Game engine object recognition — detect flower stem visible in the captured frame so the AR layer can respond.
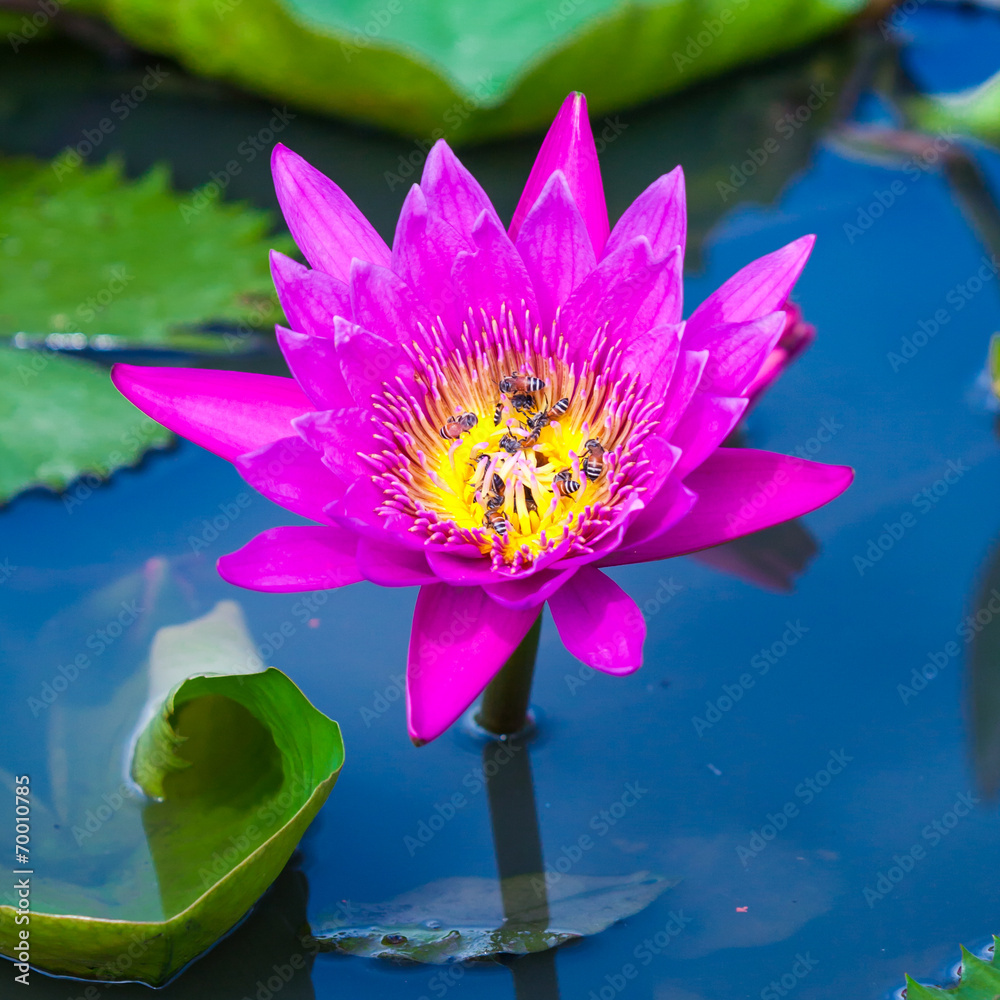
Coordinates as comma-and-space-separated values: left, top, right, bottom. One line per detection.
476, 613, 542, 736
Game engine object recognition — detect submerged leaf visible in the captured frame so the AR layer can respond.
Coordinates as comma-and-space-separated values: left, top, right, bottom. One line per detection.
83, 0, 869, 142
0, 345, 171, 504
0, 600, 344, 985
309, 871, 676, 963
0, 156, 290, 350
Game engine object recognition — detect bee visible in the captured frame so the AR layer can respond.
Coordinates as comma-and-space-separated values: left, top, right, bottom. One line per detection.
552, 468, 581, 498
582, 438, 605, 481
524, 486, 538, 514
486, 473, 505, 510
511, 392, 536, 413
499, 433, 521, 454
521, 416, 545, 449
493, 400, 504, 426
438, 413, 477, 439
499, 372, 546, 395
531, 397, 570, 430
482, 509, 508, 536
548, 397, 570, 419
521, 427, 542, 449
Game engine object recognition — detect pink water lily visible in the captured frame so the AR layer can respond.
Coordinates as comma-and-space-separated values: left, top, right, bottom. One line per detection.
112, 93, 853, 744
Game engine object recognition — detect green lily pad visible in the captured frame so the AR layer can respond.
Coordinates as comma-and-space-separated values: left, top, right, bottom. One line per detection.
904, 941, 1000, 1000
0, 344, 172, 504
79, 0, 869, 142
0, 155, 290, 350
0, 600, 345, 986
309, 871, 676, 963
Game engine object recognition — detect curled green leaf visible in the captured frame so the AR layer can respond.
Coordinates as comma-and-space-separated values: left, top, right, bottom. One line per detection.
0, 601, 344, 985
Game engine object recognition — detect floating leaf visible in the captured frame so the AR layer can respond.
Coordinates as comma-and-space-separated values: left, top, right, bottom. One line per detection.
904, 941, 1000, 1000
81, 0, 870, 142
0, 344, 171, 503
0, 156, 290, 350
310, 871, 676, 963
0, 600, 344, 985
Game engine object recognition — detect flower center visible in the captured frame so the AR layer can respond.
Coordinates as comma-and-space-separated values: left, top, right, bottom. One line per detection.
368, 308, 654, 569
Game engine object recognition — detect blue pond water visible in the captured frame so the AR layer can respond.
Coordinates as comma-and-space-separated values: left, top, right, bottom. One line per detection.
2, 8, 1000, 999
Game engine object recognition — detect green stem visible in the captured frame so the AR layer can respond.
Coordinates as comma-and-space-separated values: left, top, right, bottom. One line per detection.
476, 613, 542, 736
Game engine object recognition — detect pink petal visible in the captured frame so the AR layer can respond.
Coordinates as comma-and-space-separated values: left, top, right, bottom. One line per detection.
333, 316, 414, 404
483, 566, 578, 610
217, 525, 362, 593
610, 448, 854, 565
603, 478, 697, 563
350, 258, 435, 347
407, 584, 539, 744
111, 364, 312, 463
687, 235, 815, 330
548, 567, 645, 675
561, 241, 683, 359
451, 210, 540, 333
509, 92, 609, 256
630, 246, 684, 330
293, 407, 376, 482
515, 172, 596, 327
275, 325, 353, 411
235, 436, 344, 523
271, 143, 390, 282
605, 167, 687, 262
659, 349, 708, 438
356, 537, 439, 586
744, 303, 816, 403
692, 313, 786, 398
671, 395, 749, 478
424, 546, 500, 586
269, 250, 351, 334
620, 324, 682, 403
421, 140, 502, 237
327, 478, 425, 549
391, 185, 471, 334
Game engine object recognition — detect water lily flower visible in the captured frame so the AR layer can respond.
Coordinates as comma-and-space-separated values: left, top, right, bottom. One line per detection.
112, 93, 853, 744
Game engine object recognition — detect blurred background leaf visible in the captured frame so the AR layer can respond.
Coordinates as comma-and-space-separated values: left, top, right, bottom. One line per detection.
0, 344, 172, 503
54, 0, 875, 141
908, 68, 1000, 145
0, 156, 290, 351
